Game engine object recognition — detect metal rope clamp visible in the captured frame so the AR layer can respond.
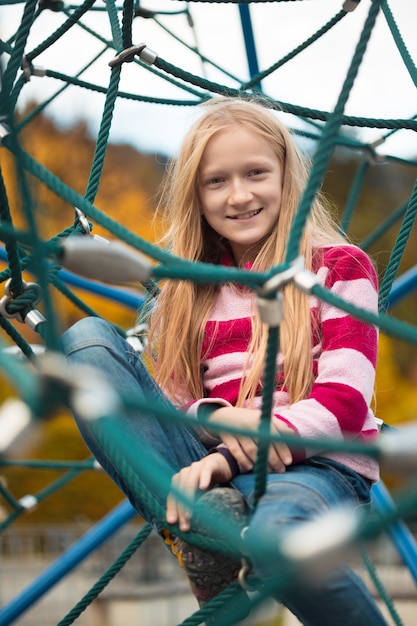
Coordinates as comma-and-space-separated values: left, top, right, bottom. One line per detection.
108, 43, 157, 68
0, 119, 12, 145
74, 207, 91, 235
257, 256, 305, 327
257, 256, 320, 326
0, 278, 46, 330
21, 56, 46, 82
237, 527, 258, 592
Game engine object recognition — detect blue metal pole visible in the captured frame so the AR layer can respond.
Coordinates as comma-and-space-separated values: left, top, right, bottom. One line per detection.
0, 247, 144, 310
238, 3, 262, 90
56, 267, 144, 309
0, 500, 137, 626
371, 481, 417, 584
371, 267, 417, 583
387, 264, 417, 308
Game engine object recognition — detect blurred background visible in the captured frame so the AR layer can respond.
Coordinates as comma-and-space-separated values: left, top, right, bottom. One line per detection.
0, 1, 417, 624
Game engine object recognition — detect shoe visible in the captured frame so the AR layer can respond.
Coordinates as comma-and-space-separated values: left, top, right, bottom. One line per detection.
163, 487, 248, 607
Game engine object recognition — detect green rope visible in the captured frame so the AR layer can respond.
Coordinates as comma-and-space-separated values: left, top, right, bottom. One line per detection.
0, 467, 87, 532
361, 547, 404, 626
0, 480, 24, 510
312, 282, 417, 345
285, 0, 383, 264
154, 16, 244, 85
253, 324, 280, 507
242, 8, 347, 90
43, 70, 205, 103
378, 178, 417, 312
4, 134, 60, 349
361, 200, 409, 252
57, 523, 152, 626
382, 0, 417, 88
0, 333, 38, 399
179, 581, 253, 626
340, 159, 370, 234
0, 2, 417, 624
0, 166, 24, 295
0, 0, 38, 116
15, 46, 110, 132
121, 0, 134, 50
0, 458, 97, 470
33, 65, 417, 132
84, 64, 121, 204
105, 0, 123, 54
24, 0, 97, 65
0, 315, 39, 361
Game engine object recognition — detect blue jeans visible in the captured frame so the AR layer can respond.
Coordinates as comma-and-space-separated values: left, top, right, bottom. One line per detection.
62, 317, 387, 626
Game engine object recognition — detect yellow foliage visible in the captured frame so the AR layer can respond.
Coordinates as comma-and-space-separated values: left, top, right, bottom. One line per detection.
1, 411, 124, 524
2, 107, 165, 244
375, 335, 417, 490
0, 108, 164, 336
0, 111, 165, 521
375, 334, 417, 427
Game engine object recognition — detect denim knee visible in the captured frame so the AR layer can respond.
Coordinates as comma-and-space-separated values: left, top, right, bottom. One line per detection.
62, 317, 121, 356
244, 480, 330, 579
240, 459, 372, 580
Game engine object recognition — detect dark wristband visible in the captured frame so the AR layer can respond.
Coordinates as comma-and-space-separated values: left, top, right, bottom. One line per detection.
207, 446, 240, 479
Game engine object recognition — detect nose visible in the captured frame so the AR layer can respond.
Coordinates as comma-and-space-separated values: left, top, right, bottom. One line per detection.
228, 177, 252, 206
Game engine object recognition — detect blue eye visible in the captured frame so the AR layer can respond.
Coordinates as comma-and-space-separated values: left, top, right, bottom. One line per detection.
206, 177, 224, 186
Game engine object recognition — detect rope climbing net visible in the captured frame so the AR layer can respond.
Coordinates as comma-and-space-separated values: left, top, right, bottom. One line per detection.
0, 0, 417, 624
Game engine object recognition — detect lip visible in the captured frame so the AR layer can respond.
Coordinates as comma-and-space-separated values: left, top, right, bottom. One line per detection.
227, 208, 263, 220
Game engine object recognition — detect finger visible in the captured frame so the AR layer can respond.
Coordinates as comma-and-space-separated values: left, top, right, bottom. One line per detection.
166, 493, 181, 526
166, 483, 193, 530
267, 444, 288, 473
221, 434, 255, 472
268, 436, 292, 473
166, 469, 199, 531
198, 453, 233, 490
167, 484, 193, 529
277, 442, 293, 466
198, 459, 219, 491
270, 423, 293, 466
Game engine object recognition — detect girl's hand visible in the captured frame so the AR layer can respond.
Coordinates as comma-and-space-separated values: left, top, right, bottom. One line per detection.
209, 406, 293, 473
166, 453, 232, 532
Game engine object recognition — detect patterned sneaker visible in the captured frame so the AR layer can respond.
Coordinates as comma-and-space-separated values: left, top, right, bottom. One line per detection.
176, 487, 248, 607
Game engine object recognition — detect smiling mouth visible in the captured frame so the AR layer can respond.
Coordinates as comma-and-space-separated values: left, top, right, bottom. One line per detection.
228, 208, 262, 220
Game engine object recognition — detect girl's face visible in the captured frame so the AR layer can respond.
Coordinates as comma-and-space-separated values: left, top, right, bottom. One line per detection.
198, 125, 283, 265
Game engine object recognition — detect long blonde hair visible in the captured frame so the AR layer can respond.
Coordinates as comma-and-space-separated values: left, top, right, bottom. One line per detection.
147, 97, 344, 405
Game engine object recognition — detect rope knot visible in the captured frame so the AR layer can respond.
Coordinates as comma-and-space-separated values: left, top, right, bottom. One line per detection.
0, 278, 43, 324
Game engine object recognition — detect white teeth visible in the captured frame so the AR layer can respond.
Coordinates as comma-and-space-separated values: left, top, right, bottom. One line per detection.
230, 208, 261, 220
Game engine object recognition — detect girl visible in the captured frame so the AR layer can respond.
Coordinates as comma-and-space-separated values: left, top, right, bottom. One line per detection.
62, 97, 387, 625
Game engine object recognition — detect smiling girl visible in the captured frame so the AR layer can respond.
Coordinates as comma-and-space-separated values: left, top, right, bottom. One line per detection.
63, 97, 387, 625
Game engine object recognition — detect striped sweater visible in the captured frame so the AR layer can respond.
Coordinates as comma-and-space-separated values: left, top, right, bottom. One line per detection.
186, 244, 380, 483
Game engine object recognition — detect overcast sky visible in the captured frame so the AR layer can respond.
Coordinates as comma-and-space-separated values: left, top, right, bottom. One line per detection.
1, 0, 416, 158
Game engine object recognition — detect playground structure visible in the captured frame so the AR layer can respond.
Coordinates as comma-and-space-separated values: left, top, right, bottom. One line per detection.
0, 1, 417, 624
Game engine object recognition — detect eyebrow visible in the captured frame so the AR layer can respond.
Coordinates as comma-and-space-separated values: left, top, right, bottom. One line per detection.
200, 156, 275, 175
